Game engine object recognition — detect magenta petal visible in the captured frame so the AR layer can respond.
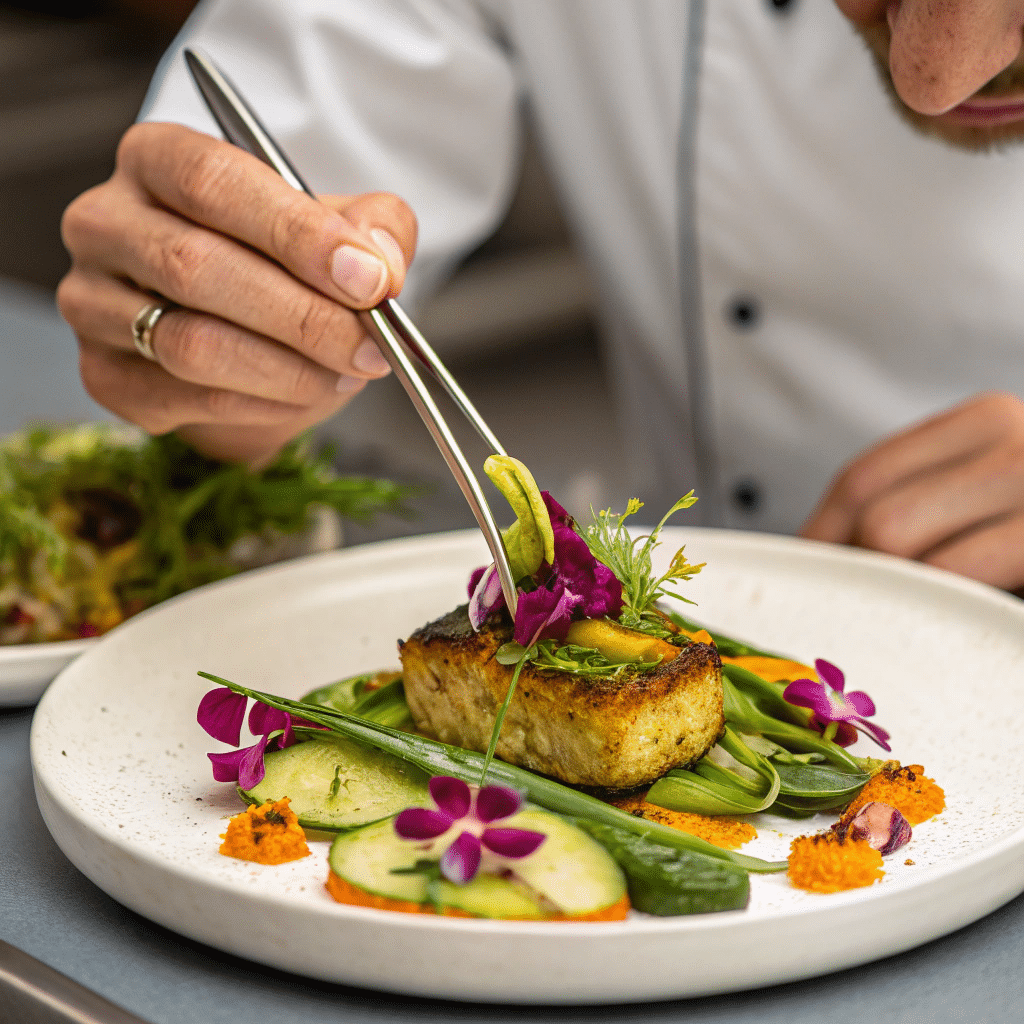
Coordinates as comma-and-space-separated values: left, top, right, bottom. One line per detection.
236, 734, 271, 790
468, 565, 488, 598
814, 658, 846, 693
208, 747, 247, 783
513, 582, 580, 646
430, 776, 472, 819
394, 807, 454, 840
845, 690, 876, 717
475, 785, 523, 823
541, 491, 572, 527
480, 827, 546, 859
248, 701, 288, 737
197, 687, 247, 745
853, 717, 893, 752
830, 720, 860, 747
550, 527, 621, 617
440, 831, 482, 884
581, 561, 623, 619
783, 679, 834, 719
469, 563, 506, 630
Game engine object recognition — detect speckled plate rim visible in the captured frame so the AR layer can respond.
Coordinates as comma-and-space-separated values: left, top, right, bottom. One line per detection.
29, 529, 1024, 1004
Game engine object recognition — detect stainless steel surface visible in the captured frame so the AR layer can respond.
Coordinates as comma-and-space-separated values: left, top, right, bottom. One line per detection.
183, 47, 519, 615
0, 940, 154, 1024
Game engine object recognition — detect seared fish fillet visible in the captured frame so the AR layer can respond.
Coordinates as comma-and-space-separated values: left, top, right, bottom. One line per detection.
399, 606, 724, 790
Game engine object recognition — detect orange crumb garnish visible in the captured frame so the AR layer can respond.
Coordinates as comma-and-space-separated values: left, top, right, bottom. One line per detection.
787, 832, 884, 893
611, 795, 756, 849
842, 763, 945, 826
718, 655, 816, 683
325, 872, 631, 921
219, 797, 310, 864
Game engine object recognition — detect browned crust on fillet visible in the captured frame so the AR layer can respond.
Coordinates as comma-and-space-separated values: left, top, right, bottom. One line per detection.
399, 606, 724, 789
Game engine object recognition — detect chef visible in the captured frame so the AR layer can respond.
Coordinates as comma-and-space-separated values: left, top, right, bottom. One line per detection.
58, 0, 1024, 590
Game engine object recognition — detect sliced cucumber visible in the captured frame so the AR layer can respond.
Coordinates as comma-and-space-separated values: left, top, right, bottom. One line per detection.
241, 735, 429, 831
327, 809, 626, 919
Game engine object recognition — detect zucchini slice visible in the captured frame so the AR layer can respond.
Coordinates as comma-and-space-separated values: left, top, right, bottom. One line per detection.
327, 809, 627, 919
241, 735, 430, 831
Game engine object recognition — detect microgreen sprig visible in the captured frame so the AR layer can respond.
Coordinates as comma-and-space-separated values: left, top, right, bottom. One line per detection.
581, 492, 705, 618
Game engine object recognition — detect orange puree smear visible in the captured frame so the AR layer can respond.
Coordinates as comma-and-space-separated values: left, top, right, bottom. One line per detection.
719, 655, 816, 683
325, 872, 631, 921
787, 832, 883, 893
219, 797, 310, 864
611, 795, 756, 849
843, 762, 945, 826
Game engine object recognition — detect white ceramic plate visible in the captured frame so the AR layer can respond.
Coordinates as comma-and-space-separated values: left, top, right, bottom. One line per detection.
0, 636, 97, 707
30, 529, 1024, 1004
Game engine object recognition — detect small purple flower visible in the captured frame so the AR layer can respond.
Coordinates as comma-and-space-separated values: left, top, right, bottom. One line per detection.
783, 659, 892, 751
394, 775, 546, 885
198, 687, 319, 789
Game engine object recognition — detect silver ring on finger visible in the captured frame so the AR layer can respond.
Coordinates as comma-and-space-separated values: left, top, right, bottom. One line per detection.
131, 299, 177, 362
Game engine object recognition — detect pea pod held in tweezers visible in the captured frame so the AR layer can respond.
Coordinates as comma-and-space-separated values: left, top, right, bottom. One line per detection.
198, 671, 786, 874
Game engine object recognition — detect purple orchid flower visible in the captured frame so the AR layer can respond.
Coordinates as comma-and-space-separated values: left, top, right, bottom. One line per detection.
783, 659, 892, 751
197, 687, 318, 790
394, 775, 546, 885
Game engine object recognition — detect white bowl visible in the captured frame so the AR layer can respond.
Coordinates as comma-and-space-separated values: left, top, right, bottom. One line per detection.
1, 506, 343, 708
0, 636, 96, 707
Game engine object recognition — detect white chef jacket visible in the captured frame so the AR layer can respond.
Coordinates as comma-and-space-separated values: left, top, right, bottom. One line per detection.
144, 0, 1024, 533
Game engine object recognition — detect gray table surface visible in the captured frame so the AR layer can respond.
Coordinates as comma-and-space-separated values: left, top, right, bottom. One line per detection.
1, 707, 1021, 1024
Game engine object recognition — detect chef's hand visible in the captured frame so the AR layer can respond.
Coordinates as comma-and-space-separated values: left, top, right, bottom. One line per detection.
58, 121, 415, 465
801, 392, 1024, 592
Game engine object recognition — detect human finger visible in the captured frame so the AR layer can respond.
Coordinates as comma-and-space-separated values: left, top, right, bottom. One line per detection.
58, 268, 363, 407
923, 511, 1024, 591
64, 181, 392, 381
117, 122, 416, 309
841, 438, 1024, 560
801, 393, 1024, 545
76, 339, 335, 438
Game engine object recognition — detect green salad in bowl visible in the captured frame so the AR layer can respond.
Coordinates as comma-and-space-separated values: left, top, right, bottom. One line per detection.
1, 424, 409, 646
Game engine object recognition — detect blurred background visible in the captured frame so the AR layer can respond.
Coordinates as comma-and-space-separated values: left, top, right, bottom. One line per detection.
0, 0, 629, 542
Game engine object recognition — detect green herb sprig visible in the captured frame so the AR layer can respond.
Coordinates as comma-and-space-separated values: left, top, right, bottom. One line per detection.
580, 492, 705, 621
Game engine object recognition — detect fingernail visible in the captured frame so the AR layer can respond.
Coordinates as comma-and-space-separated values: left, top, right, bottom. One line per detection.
369, 228, 406, 278
336, 374, 365, 394
352, 339, 391, 376
331, 245, 388, 304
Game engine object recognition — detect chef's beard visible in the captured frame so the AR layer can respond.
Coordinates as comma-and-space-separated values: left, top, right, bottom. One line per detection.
853, 22, 1024, 151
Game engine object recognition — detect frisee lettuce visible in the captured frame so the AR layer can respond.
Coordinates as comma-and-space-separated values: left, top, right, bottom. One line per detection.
1, 424, 413, 641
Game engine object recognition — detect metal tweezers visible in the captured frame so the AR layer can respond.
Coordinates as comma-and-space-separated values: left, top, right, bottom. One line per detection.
183, 48, 518, 615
